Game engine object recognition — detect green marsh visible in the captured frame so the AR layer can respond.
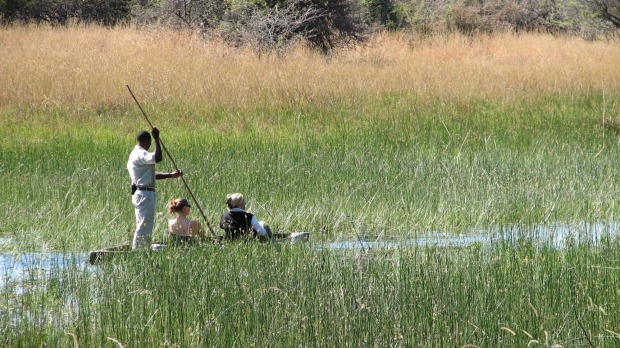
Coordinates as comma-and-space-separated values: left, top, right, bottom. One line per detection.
2, 88, 620, 347
1, 92, 619, 249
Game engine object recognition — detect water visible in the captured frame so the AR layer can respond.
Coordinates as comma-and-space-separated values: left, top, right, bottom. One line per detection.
1, 221, 619, 285
0, 250, 89, 288
326, 232, 490, 250
326, 221, 620, 250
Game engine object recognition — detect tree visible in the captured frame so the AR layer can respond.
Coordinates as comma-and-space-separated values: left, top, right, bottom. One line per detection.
79, 0, 132, 26
162, 0, 228, 29
584, 0, 620, 28
0, 0, 132, 25
225, 0, 368, 54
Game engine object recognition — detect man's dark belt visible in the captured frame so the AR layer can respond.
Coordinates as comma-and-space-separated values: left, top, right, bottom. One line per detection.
131, 184, 155, 195
137, 187, 155, 191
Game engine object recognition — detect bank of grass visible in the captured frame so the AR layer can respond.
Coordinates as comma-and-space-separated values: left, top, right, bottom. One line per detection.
2, 25, 620, 347
0, 27, 619, 250
1, 25, 620, 113
2, 241, 620, 347
2, 91, 620, 250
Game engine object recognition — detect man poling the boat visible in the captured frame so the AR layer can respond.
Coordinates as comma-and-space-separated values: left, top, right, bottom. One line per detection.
126, 85, 217, 240
127, 128, 183, 250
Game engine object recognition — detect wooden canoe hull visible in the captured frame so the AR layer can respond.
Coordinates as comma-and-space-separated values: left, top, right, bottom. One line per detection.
89, 232, 310, 265
88, 243, 133, 265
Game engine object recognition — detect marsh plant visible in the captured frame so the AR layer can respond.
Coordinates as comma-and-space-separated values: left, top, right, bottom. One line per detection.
2, 241, 620, 346
1, 26, 620, 346
1, 27, 619, 249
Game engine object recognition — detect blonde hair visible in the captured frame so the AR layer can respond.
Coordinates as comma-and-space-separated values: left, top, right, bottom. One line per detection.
168, 198, 190, 214
226, 193, 244, 209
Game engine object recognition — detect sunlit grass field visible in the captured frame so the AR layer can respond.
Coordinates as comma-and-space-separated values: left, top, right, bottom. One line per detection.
1, 25, 620, 250
1, 25, 620, 346
1, 25, 619, 109
3, 242, 620, 347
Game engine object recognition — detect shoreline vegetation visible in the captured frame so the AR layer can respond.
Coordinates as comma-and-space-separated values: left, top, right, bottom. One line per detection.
3, 242, 620, 347
1, 26, 620, 250
1, 25, 620, 346
1, 26, 619, 114
0, 25, 619, 233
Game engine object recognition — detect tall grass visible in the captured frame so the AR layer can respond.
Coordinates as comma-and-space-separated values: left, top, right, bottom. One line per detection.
2, 93, 620, 250
1, 26, 619, 114
2, 242, 620, 347
0, 26, 619, 248
2, 25, 620, 347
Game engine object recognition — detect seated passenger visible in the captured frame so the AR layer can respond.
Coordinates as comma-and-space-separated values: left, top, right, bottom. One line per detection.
219, 193, 272, 241
167, 198, 204, 245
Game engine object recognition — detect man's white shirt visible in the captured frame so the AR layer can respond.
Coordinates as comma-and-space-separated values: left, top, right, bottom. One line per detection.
127, 145, 157, 187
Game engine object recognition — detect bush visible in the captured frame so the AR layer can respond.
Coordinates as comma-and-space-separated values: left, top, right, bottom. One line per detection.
80, 0, 132, 26
218, 0, 369, 54
582, 0, 620, 29
0, 0, 132, 25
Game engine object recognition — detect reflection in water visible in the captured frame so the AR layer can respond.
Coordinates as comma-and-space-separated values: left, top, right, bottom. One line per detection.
1, 221, 619, 284
326, 221, 620, 250
0, 252, 88, 288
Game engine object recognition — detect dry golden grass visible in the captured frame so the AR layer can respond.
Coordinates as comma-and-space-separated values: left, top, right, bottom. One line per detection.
1, 25, 619, 112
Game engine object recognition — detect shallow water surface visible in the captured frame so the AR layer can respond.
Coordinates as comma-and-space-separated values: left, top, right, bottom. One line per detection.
1, 221, 619, 285
0, 252, 88, 288
327, 221, 620, 250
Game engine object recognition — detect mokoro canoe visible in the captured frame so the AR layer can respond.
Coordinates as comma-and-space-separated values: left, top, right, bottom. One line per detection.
89, 232, 310, 265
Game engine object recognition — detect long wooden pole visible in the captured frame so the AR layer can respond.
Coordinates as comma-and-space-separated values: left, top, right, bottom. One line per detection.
126, 85, 217, 238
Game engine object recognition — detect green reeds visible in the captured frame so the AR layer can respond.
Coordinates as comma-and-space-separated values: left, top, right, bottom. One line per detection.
2, 242, 620, 347
1, 93, 619, 249
1, 27, 620, 347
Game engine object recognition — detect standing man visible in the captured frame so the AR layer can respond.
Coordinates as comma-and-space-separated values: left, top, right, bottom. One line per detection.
127, 128, 183, 250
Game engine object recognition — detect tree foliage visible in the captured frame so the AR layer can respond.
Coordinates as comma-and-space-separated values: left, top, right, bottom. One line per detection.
584, 0, 620, 28
0, 0, 131, 25
221, 0, 368, 53
0, 0, 618, 53
131, 0, 368, 53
